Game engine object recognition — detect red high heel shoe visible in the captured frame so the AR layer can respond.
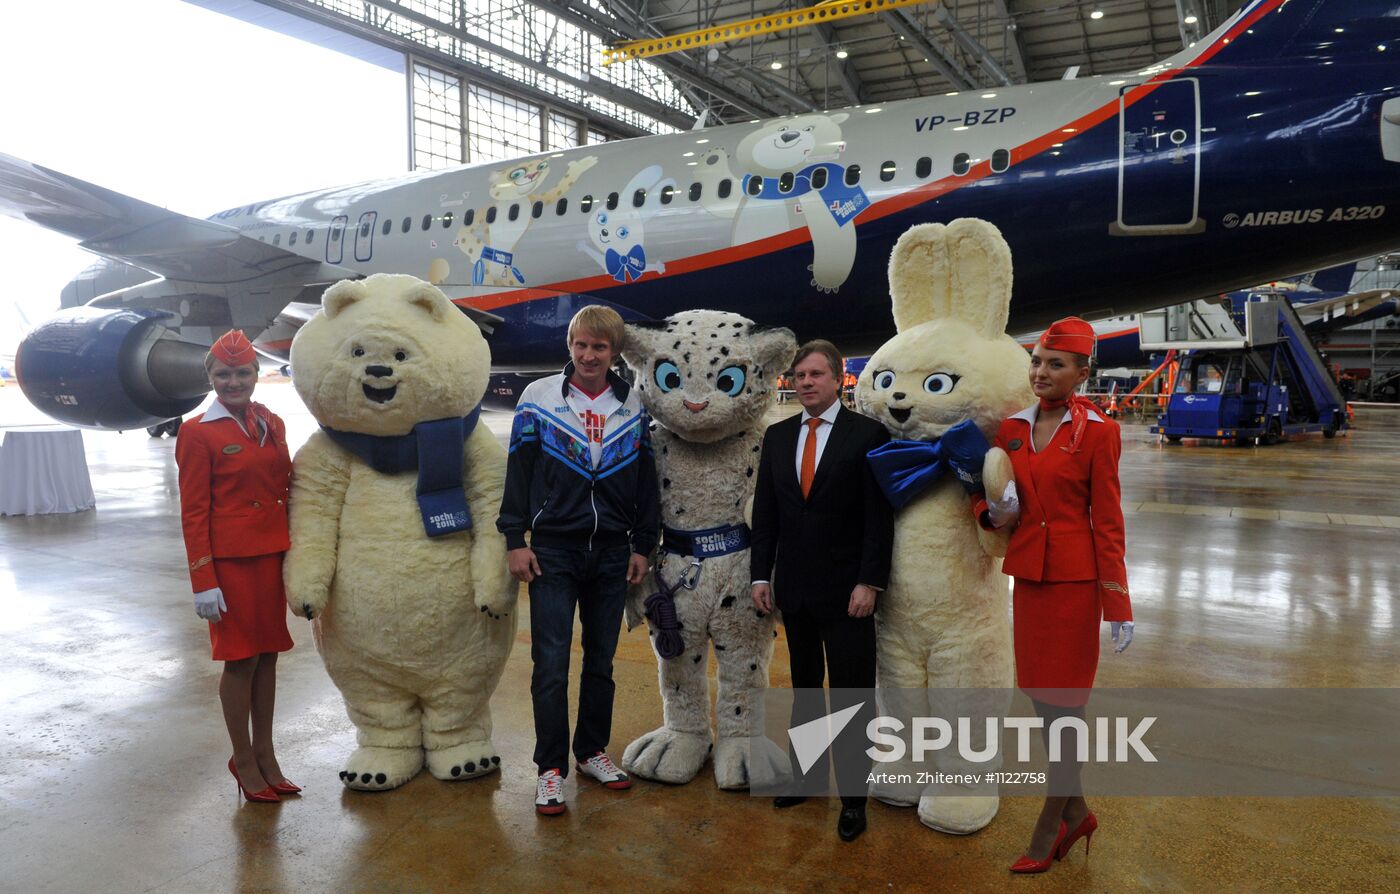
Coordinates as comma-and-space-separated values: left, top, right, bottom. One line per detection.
269, 778, 302, 796
228, 757, 280, 803
1009, 821, 1067, 874
1055, 811, 1098, 860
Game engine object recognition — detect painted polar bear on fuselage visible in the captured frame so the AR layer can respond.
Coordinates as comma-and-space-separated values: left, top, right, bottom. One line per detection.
620, 310, 797, 789
695, 112, 864, 292
854, 219, 1032, 834
452, 155, 596, 286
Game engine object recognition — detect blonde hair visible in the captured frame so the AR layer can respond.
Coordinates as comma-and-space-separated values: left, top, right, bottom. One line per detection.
567, 305, 625, 351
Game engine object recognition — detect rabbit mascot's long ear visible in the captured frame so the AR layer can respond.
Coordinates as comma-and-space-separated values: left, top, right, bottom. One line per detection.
887, 218, 1013, 337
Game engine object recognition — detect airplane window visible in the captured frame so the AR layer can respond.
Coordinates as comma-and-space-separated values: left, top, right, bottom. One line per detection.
464, 209, 474, 226
953, 153, 971, 176
991, 149, 1010, 173
330, 225, 342, 241
746, 176, 763, 197
633, 189, 646, 207
486, 206, 497, 224
810, 167, 828, 190
916, 156, 932, 178
360, 222, 371, 239
778, 172, 795, 193
581, 194, 594, 213
532, 201, 543, 219
508, 204, 520, 221
660, 185, 675, 205
606, 192, 619, 210
556, 198, 568, 215
306, 229, 315, 244
718, 179, 732, 199
443, 211, 454, 228
401, 217, 411, 233
380, 219, 391, 236
688, 182, 701, 201
880, 161, 896, 182
289, 231, 298, 246
273, 233, 281, 246
421, 214, 432, 230
845, 165, 861, 187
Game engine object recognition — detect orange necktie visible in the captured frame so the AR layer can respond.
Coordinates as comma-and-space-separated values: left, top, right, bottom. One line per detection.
800, 417, 822, 499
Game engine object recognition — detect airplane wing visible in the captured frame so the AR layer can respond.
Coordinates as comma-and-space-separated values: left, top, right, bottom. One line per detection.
0, 151, 339, 284
1294, 289, 1399, 331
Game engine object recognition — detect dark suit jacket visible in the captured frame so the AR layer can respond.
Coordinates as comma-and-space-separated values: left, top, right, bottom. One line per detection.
750, 404, 894, 619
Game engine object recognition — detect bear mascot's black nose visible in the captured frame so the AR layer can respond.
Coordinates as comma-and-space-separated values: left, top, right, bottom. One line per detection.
780, 131, 800, 144
893, 391, 907, 401
366, 365, 393, 378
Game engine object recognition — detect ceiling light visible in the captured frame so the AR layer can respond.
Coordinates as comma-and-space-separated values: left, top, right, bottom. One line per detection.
835, 48, 849, 59
770, 61, 782, 70
1090, 8, 1104, 20
1184, 14, 1198, 25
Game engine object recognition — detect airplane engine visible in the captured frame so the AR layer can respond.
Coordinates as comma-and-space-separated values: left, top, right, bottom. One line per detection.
16, 307, 210, 430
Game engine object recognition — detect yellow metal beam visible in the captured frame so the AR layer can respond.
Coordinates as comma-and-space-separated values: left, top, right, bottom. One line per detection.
601, 0, 934, 66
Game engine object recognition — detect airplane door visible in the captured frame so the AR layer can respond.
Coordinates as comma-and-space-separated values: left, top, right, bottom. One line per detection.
354, 211, 377, 262
1112, 78, 1205, 235
326, 214, 348, 264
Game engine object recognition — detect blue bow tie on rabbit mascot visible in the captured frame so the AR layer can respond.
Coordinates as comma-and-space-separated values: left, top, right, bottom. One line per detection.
606, 245, 647, 283
867, 419, 990, 509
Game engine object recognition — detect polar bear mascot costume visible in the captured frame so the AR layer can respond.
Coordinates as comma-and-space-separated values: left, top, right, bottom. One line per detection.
854, 220, 1033, 833
284, 273, 516, 791
619, 310, 797, 788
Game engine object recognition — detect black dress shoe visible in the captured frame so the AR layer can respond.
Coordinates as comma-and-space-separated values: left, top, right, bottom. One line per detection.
773, 795, 808, 808
837, 805, 867, 841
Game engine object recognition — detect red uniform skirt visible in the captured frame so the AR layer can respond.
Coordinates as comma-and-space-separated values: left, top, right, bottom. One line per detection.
209, 554, 294, 661
1012, 578, 1100, 707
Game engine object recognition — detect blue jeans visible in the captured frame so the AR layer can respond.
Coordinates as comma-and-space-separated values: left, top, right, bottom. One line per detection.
529, 543, 630, 775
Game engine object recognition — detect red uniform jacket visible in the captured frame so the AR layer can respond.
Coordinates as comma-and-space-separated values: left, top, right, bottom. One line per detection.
175, 400, 292, 592
982, 404, 1132, 622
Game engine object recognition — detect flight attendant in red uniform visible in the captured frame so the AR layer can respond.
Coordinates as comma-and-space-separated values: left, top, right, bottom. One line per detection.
176, 330, 297, 803
979, 317, 1134, 873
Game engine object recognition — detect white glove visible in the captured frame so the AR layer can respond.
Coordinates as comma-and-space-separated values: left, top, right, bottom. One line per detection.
987, 481, 1020, 528
1111, 621, 1134, 653
195, 587, 227, 622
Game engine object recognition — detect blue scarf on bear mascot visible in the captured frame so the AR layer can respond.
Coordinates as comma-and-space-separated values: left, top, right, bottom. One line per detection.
322, 405, 482, 537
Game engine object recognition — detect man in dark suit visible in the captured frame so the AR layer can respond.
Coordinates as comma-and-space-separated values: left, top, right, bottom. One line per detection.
750, 339, 893, 842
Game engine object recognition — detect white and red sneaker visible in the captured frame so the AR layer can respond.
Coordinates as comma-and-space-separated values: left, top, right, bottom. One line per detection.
536, 768, 566, 815
576, 751, 632, 790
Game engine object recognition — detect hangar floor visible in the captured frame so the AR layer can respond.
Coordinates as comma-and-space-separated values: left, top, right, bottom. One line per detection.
2, 383, 1397, 893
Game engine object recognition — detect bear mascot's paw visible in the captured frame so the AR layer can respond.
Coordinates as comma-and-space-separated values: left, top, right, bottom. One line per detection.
338, 746, 425, 792
426, 741, 502, 781
622, 727, 713, 784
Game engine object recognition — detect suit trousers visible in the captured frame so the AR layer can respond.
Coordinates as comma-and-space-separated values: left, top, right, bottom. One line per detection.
782, 608, 876, 807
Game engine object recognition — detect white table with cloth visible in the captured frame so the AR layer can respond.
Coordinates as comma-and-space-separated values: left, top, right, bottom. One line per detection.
0, 426, 96, 515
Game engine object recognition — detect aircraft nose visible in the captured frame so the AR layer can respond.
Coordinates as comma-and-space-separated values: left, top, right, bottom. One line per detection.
780, 131, 800, 143
366, 364, 393, 378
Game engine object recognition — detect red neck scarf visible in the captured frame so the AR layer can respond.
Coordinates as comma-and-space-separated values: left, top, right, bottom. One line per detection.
218, 399, 271, 444
1039, 394, 1096, 454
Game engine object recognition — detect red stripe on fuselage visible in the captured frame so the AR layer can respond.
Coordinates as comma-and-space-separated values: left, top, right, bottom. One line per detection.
453, 0, 1286, 317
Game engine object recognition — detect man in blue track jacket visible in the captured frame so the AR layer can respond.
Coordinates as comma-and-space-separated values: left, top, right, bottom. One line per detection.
497, 305, 660, 815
